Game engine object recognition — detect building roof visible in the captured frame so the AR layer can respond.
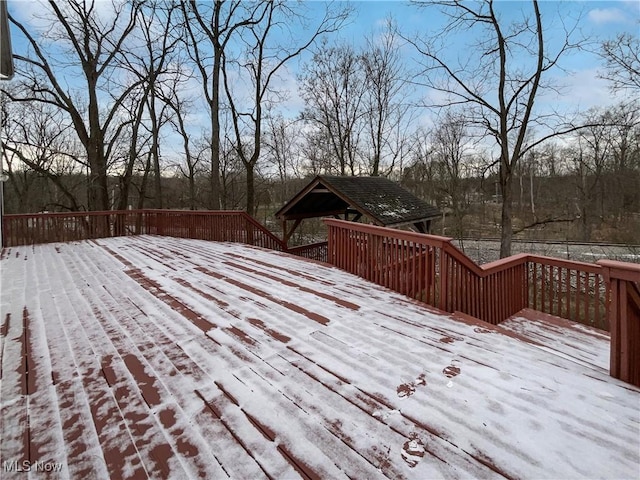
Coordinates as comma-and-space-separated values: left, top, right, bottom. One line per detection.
275, 175, 441, 228
1, 236, 639, 479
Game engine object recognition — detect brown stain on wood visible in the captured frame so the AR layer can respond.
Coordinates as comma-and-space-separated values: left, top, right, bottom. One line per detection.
439, 334, 464, 344
462, 449, 517, 480
100, 354, 118, 386
176, 436, 199, 457
159, 407, 177, 429
122, 353, 162, 408
196, 391, 223, 420
1, 312, 9, 337
396, 382, 416, 398
243, 410, 277, 442
99, 243, 216, 333
24, 306, 39, 396
247, 318, 291, 343
276, 444, 323, 480
226, 325, 256, 346
127, 268, 215, 333
196, 266, 330, 326
224, 260, 360, 311
82, 371, 147, 479
102, 355, 176, 477
174, 277, 229, 308
226, 253, 336, 287
55, 380, 101, 479
149, 443, 175, 476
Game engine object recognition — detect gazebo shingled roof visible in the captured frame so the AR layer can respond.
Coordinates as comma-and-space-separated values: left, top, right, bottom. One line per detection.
275, 175, 440, 244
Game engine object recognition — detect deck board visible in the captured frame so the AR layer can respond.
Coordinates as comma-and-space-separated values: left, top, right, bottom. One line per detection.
1, 236, 639, 479
500, 308, 610, 372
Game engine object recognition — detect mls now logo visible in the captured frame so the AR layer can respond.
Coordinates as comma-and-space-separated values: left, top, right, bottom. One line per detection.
3, 460, 64, 473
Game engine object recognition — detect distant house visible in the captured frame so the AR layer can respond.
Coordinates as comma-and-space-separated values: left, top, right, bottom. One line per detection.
275, 175, 441, 246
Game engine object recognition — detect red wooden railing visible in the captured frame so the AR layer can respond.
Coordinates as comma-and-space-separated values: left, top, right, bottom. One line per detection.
2, 210, 147, 246
597, 260, 640, 386
3, 210, 637, 385
325, 219, 608, 329
528, 256, 608, 330
287, 241, 328, 262
144, 210, 285, 251
2, 209, 285, 251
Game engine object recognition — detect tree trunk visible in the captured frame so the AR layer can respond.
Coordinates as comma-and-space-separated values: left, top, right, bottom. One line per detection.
246, 164, 255, 216
87, 146, 110, 212
209, 33, 222, 210
189, 172, 196, 210
499, 166, 513, 258
148, 93, 163, 209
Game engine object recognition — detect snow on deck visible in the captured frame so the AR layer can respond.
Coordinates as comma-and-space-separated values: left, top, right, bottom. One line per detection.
500, 309, 611, 373
1, 236, 639, 479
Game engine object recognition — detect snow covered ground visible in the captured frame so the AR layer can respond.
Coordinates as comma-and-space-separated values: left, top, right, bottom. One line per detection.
1, 236, 639, 479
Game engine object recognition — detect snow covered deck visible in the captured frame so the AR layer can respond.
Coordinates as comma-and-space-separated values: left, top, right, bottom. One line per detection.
1, 236, 639, 479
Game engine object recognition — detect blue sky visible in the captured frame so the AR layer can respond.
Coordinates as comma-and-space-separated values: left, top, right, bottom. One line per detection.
314, 0, 639, 113
5, 0, 639, 131
241, 0, 639, 123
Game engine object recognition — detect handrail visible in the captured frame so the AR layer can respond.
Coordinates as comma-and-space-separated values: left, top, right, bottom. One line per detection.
324, 218, 608, 328
597, 259, 640, 282
287, 241, 329, 262
323, 218, 451, 247
597, 259, 640, 386
238, 211, 287, 251
1, 209, 287, 250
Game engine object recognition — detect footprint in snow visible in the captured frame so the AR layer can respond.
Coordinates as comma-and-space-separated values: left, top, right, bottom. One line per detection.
372, 409, 401, 420
473, 327, 494, 334
396, 373, 427, 398
443, 359, 461, 378
401, 433, 426, 468
439, 335, 464, 344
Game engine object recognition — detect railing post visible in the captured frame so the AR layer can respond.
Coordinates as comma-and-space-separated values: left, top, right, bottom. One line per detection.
597, 260, 640, 387
327, 225, 334, 265
439, 246, 449, 312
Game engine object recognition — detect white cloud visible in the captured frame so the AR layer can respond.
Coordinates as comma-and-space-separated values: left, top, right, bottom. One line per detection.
587, 8, 627, 25
548, 67, 619, 113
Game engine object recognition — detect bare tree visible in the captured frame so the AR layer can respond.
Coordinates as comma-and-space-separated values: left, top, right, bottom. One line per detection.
264, 112, 301, 203
299, 41, 366, 176
361, 25, 414, 176
6, 0, 142, 211
300, 127, 335, 176
431, 110, 472, 242
600, 32, 640, 92
166, 96, 202, 210
407, 0, 585, 257
180, 0, 265, 209
114, 1, 183, 210
223, 1, 349, 214
1, 98, 85, 212
569, 108, 615, 241
401, 128, 439, 204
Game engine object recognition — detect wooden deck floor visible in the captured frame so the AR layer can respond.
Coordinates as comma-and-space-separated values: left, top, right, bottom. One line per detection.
1, 236, 639, 479
500, 308, 611, 373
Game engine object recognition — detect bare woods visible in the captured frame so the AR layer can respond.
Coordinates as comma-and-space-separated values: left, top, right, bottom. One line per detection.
1, 1, 638, 255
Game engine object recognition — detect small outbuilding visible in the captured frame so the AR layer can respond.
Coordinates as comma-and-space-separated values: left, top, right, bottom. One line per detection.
275, 175, 440, 246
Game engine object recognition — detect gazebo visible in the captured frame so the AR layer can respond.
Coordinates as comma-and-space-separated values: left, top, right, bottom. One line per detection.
275, 175, 441, 247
